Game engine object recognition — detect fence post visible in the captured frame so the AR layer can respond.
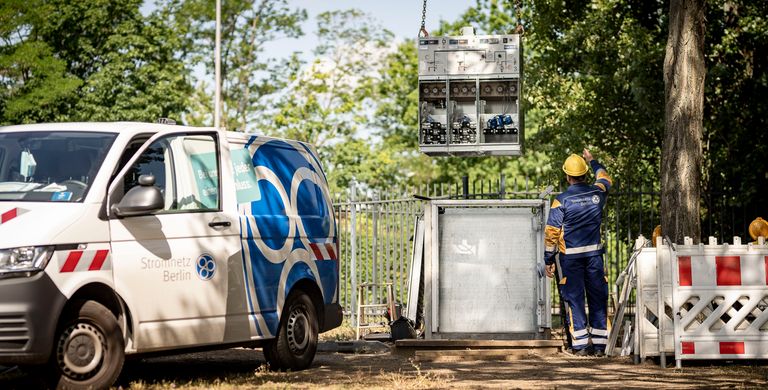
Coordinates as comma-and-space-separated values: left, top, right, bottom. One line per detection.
500, 173, 506, 199
349, 180, 358, 327
462, 175, 469, 199
372, 191, 379, 305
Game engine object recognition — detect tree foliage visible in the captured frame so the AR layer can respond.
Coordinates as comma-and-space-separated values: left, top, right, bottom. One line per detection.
0, 0, 191, 124
0, 0, 80, 123
0, 0, 766, 225
261, 9, 395, 192
373, 0, 766, 226
0, 0, 190, 123
177, 0, 306, 131
514, 0, 666, 186
704, 1, 768, 219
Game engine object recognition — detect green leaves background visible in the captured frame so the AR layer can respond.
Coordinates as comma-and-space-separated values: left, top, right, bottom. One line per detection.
1, 0, 766, 212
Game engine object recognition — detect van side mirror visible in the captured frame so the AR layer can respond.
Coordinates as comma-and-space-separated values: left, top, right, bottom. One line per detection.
111, 174, 164, 217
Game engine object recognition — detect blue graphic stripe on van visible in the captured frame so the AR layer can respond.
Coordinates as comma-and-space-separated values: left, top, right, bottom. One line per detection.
251, 140, 318, 194
238, 137, 336, 335
316, 261, 338, 304
237, 213, 261, 337
243, 217, 281, 335
299, 143, 326, 177
245, 135, 258, 149
261, 312, 279, 334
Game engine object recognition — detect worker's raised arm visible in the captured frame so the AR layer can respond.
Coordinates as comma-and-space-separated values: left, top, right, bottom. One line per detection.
583, 149, 612, 192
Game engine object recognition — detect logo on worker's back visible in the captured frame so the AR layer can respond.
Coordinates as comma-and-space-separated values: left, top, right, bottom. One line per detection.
196, 253, 216, 280
591, 195, 600, 204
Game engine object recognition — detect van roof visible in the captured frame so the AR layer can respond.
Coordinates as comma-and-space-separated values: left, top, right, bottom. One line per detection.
0, 122, 312, 150
0, 122, 217, 136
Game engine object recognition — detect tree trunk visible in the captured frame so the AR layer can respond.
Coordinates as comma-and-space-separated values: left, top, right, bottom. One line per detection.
661, 0, 705, 244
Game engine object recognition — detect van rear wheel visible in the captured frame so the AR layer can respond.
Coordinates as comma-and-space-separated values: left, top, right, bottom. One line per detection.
49, 300, 125, 389
263, 291, 318, 371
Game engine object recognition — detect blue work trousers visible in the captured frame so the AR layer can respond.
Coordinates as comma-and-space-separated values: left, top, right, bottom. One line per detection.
560, 254, 609, 351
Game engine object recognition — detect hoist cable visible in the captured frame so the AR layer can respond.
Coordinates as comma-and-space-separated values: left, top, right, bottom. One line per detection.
419, 0, 429, 37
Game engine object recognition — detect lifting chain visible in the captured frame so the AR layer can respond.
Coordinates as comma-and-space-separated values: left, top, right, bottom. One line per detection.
419, 0, 429, 37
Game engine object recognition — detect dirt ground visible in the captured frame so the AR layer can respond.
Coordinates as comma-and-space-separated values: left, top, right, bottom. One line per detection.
2, 345, 768, 389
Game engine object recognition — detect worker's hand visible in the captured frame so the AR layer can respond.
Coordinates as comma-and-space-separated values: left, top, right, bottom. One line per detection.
583, 148, 594, 163
545, 264, 556, 278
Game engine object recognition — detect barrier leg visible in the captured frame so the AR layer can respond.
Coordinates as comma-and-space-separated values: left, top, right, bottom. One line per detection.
676, 359, 681, 369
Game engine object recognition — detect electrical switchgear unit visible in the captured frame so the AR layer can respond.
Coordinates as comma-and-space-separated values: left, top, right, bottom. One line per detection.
418, 27, 523, 156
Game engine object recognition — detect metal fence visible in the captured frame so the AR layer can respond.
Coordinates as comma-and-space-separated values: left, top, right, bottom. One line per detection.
332, 175, 754, 325
333, 186, 423, 323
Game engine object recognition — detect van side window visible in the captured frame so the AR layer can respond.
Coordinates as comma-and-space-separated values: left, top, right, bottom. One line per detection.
123, 134, 219, 213
123, 142, 169, 204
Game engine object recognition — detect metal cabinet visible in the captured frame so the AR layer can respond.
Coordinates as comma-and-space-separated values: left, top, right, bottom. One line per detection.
423, 199, 550, 339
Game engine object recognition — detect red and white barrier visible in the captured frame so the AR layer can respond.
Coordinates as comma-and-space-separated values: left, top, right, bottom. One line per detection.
666, 237, 768, 366
636, 243, 674, 359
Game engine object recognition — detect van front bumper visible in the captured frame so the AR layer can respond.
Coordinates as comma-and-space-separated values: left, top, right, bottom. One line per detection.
0, 271, 66, 365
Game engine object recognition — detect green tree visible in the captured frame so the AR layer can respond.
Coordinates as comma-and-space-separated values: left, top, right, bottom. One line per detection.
703, 1, 768, 226
0, 0, 80, 123
662, 0, 706, 244
0, 0, 192, 124
448, 0, 768, 237
524, 0, 666, 184
72, 1, 193, 121
263, 9, 395, 192
178, 0, 306, 131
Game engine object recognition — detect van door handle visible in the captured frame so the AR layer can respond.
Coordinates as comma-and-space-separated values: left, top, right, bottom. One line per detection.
208, 221, 231, 228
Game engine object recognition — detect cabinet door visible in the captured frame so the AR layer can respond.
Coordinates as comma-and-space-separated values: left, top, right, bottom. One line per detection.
109, 132, 240, 351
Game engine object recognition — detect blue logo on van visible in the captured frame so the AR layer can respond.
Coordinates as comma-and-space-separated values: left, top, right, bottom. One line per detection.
196, 253, 216, 280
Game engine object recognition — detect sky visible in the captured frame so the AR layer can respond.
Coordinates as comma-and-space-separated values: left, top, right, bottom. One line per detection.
141, 1, 474, 60
260, 0, 473, 60
141, 0, 475, 86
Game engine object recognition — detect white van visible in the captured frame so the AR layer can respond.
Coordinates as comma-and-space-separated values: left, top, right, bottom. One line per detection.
0, 122, 342, 388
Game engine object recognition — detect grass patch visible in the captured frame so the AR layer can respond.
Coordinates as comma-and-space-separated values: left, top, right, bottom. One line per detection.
320, 320, 356, 341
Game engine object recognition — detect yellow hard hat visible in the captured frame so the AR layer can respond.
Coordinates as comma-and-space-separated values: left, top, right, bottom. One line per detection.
562, 154, 588, 176
652, 225, 661, 247
749, 217, 768, 240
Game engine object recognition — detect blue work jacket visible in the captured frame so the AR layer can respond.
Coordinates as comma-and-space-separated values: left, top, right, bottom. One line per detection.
544, 160, 612, 264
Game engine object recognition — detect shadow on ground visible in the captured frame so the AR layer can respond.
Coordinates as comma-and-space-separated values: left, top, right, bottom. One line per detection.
1, 348, 768, 389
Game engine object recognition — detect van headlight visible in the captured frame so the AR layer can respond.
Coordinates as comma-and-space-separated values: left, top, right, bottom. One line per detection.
0, 246, 54, 277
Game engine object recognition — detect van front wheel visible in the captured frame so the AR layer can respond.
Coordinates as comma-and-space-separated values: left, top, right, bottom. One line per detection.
50, 300, 125, 389
263, 291, 318, 371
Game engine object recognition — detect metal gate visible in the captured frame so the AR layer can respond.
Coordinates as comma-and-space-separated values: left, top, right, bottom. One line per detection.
333, 186, 423, 325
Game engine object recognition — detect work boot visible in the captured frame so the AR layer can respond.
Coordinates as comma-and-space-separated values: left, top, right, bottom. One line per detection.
571, 348, 590, 357
594, 349, 606, 357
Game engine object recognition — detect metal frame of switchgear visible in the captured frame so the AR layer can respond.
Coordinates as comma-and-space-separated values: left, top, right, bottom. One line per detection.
418, 31, 524, 156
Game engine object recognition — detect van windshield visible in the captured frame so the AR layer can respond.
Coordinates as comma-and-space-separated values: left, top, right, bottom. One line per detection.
0, 131, 117, 202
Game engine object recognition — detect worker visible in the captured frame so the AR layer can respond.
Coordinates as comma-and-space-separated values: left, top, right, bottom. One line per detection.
544, 149, 612, 357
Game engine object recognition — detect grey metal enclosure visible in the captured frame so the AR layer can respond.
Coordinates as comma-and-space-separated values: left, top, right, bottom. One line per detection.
424, 199, 551, 339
